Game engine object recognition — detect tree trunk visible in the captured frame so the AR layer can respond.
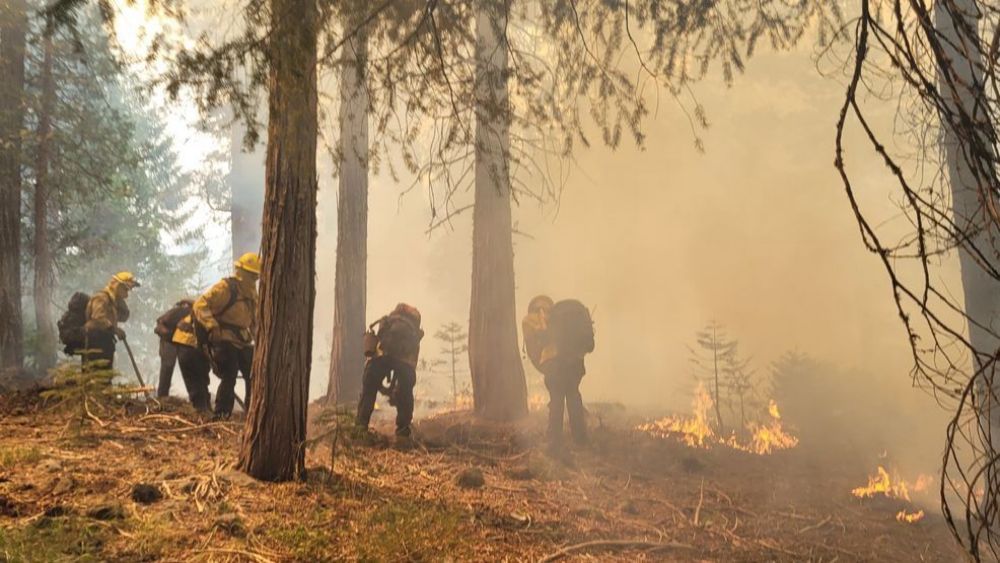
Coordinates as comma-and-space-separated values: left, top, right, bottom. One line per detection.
935, 1, 1000, 456
230, 119, 266, 260
238, 0, 318, 482
33, 26, 57, 374
326, 22, 369, 406
0, 0, 27, 374
468, 0, 528, 421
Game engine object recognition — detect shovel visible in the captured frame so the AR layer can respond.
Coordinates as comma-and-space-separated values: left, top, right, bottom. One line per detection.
120, 335, 150, 397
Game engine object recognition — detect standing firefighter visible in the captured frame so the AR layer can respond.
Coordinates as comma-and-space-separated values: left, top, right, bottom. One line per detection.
153, 298, 193, 398
524, 296, 595, 451
83, 272, 140, 369
193, 252, 260, 419
357, 303, 424, 439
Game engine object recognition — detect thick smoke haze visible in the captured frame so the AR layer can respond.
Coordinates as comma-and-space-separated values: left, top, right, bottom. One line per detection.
308, 36, 953, 476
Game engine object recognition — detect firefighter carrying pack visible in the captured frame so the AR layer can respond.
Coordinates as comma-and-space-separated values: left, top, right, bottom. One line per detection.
58, 292, 91, 355
192, 278, 241, 348
375, 312, 423, 361
549, 299, 595, 357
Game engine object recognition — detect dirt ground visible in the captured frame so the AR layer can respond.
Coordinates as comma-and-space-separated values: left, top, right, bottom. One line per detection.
0, 390, 966, 562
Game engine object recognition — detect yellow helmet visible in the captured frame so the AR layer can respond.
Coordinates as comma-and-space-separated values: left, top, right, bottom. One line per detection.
111, 271, 140, 288
235, 252, 262, 275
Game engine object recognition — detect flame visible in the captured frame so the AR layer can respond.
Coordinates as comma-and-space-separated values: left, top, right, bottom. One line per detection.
528, 393, 548, 412
851, 466, 911, 501
636, 384, 716, 448
736, 399, 799, 455
768, 400, 781, 419
896, 509, 925, 524
636, 386, 796, 454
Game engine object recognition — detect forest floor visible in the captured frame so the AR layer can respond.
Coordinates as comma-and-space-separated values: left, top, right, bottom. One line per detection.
0, 389, 965, 562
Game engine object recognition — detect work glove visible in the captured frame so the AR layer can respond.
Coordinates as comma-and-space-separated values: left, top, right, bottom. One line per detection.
114, 327, 127, 341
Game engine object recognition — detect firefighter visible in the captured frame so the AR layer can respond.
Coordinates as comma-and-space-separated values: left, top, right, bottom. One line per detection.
193, 252, 260, 419
526, 297, 595, 451
154, 299, 194, 398
171, 312, 212, 413
83, 272, 140, 369
356, 303, 424, 439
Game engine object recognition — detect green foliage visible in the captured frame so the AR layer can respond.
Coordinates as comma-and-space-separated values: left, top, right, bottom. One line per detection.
0, 445, 42, 471
38, 361, 135, 434
19, 4, 209, 371
0, 515, 110, 562
357, 499, 466, 562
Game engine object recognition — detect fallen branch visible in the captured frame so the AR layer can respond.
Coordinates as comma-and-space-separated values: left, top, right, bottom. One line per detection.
538, 539, 693, 562
797, 515, 832, 534
693, 478, 705, 527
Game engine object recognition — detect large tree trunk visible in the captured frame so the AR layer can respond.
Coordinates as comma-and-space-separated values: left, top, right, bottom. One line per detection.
238, 0, 318, 482
468, 0, 528, 421
230, 119, 266, 260
33, 26, 57, 374
326, 21, 368, 405
936, 0, 1000, 450
0, 0, 27, 374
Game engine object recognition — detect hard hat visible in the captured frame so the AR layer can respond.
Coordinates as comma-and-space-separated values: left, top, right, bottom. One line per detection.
528, 295, 553, 313
112, 272, 140, 288
235, 252, 262, 275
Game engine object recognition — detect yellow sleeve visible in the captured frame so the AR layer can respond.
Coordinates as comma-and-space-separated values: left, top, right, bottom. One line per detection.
193, 280, 231, 331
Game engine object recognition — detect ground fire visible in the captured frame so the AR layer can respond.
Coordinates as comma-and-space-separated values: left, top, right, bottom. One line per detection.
851, 465, 932, 524
636, 385, 798, 455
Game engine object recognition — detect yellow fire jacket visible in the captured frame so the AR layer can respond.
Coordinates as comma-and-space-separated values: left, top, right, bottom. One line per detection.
193, 277, 257, 348
171, 313, 198, 348
84, 287, 129, 333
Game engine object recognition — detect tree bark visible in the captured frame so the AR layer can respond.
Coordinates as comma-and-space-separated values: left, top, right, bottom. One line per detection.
238, 0, 318, 482
230, 119, 265, 261
33, 25, 57, 374
0, 0, 27, 374
935, 1, 1000, 454
326, 21, 369, 406
468, 0, 528, 421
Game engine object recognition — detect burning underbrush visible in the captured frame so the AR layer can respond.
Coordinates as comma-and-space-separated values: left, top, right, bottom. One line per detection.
635, 384, 799, 456
851, 464, 934, 524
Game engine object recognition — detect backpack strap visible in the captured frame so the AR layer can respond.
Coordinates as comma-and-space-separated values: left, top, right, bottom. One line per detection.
217, 277, 241, 318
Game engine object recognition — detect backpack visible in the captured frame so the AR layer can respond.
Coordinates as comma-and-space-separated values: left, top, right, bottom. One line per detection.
155, 300, 193, 339
57, 292, 91, 355
192, 278, 240, 347
548, 299, 595, 357
376, 314, 423, 360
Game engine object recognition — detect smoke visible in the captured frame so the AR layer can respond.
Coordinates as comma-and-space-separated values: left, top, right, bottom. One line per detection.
308, 40, 950, 476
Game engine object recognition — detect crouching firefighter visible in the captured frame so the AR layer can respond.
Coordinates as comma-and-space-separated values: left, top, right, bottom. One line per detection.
82, 272, 140, 369
169, 312, 212, 413
153, 299, 194, 398
524, 296, 595, 451
192, 252, 260, 419
356, 304, 424, 438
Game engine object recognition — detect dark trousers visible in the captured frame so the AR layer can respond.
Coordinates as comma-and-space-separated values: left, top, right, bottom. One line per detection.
83, 329, 116, 370
357, 355, 416, 435
177, 345, 212, 412
157, 340, 178, 397
543, 357, 587, 446
211, 342, 252, 417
